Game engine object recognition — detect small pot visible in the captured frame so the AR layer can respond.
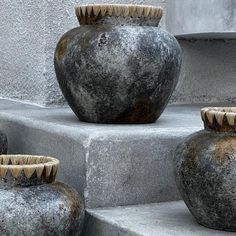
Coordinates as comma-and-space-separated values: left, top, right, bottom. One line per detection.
174, 107, 236, 231
54, 4, 182, 124
0, 155, 84, 235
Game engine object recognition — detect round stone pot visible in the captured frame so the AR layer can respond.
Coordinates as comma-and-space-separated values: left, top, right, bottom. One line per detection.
174, 107, 236, 231
54, 4, 182, 124
0, 155, 84, 236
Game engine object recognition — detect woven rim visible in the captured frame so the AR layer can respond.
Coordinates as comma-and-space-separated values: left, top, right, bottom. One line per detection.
0, 155, 59, 179
201, 107, 236, 131
75, 4, 163, 22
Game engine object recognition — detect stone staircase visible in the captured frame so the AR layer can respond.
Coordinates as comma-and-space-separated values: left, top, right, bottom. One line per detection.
1, 99, 236, 235
0, 0, 236, 235
0, 100, 203, 208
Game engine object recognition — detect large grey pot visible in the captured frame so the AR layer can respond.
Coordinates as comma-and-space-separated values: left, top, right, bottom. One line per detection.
54, 4, 182, 124
0, 155, 84, 236
174, 107, 236, 232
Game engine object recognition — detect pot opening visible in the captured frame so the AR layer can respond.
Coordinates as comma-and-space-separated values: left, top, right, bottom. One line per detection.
75, 4, 163, 27
201, 107, 236, 132
0, 155, 59, 186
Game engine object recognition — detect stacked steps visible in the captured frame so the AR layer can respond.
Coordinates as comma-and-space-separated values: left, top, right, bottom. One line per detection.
0, 0, 235, 235
1, 99, 235, 235
0, 99, 203, 208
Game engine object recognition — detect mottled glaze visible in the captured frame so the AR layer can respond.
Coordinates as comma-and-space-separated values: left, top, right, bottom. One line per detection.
0, 131, 7, 154
0, 155, 84, 236
54, 4, 182, 124
174, 107, 236, 231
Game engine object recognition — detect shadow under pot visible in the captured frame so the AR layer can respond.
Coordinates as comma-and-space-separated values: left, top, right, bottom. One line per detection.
54, 4, 182, 124
174, 107, 236, 231
0, 155, 85, 236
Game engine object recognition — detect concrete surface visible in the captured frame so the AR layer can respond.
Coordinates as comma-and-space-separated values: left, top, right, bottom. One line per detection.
84, 201, 234, 236
171, 39, 236, 104
0, 0, 166, 106
166, 0, 236, 37
0, 99, 209, 208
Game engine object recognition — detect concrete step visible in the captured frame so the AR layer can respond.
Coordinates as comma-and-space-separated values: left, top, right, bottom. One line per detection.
83, 201, 234, 236
0, 99, 227, 208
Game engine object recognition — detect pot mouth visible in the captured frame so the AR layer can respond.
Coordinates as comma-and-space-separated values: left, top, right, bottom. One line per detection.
201, 107, 236, 132
0, 155, 59, 186
75, 4, 163, 26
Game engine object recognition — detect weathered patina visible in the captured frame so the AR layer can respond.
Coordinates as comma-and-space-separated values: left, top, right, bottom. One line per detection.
0, 155, 85, 236
54, 4, 182, 124
174, 107, 236, 231
0, 131, 7, 154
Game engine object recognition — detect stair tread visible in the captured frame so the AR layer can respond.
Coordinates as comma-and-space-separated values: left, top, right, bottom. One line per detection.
1, 99, 236, 207
86, 201, 234, 236
0, 99, 205, 137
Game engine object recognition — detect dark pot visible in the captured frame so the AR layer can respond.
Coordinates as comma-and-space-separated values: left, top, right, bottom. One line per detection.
54, 4, 182, 124
0, 155, 84, 235
174, 107, 236, 231
0, 131, 7, 154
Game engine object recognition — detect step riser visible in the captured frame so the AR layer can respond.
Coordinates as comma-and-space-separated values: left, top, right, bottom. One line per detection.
0, 100, 205, 208
171, 39, 236, 104
0, 118, 185, 208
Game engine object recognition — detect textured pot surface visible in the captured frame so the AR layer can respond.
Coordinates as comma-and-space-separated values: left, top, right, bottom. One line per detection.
0, 155, 84, 236
174, 107, 236, 231
54, 4, 182, 124
0, 131, 7, 154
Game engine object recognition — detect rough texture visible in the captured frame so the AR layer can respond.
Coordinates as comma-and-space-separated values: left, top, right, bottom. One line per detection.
0, 1, 48, 106
84, 201, 232, 236
166, 0, 236, 37
0, 99, 210, 208
0, 131, 7, 155
0, 0, 166, 106
55, 24, 181, 123
0, 181, 85, 236
174, 130, 236, 231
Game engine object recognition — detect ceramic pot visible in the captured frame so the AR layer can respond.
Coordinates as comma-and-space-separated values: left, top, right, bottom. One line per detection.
174, 107, 236, 231
0, 131, 7, 154
0, 155, 84, 235
54, 4, 182, 124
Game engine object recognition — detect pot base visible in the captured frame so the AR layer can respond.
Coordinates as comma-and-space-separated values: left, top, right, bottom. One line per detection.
197, 220, 236, 232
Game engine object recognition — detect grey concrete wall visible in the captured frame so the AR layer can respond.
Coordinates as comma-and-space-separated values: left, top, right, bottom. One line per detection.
0, 0, 166, 106
166, 0, 236, 104
171, 39, 236, 104
166, 0, 236, 37
0, 1, 48, 106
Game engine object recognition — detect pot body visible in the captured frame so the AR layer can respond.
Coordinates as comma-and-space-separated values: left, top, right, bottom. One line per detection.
174, 130, 236, 231
0, 131, 7, 154
0, 181, 84, 236
54, 25, 182, 123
